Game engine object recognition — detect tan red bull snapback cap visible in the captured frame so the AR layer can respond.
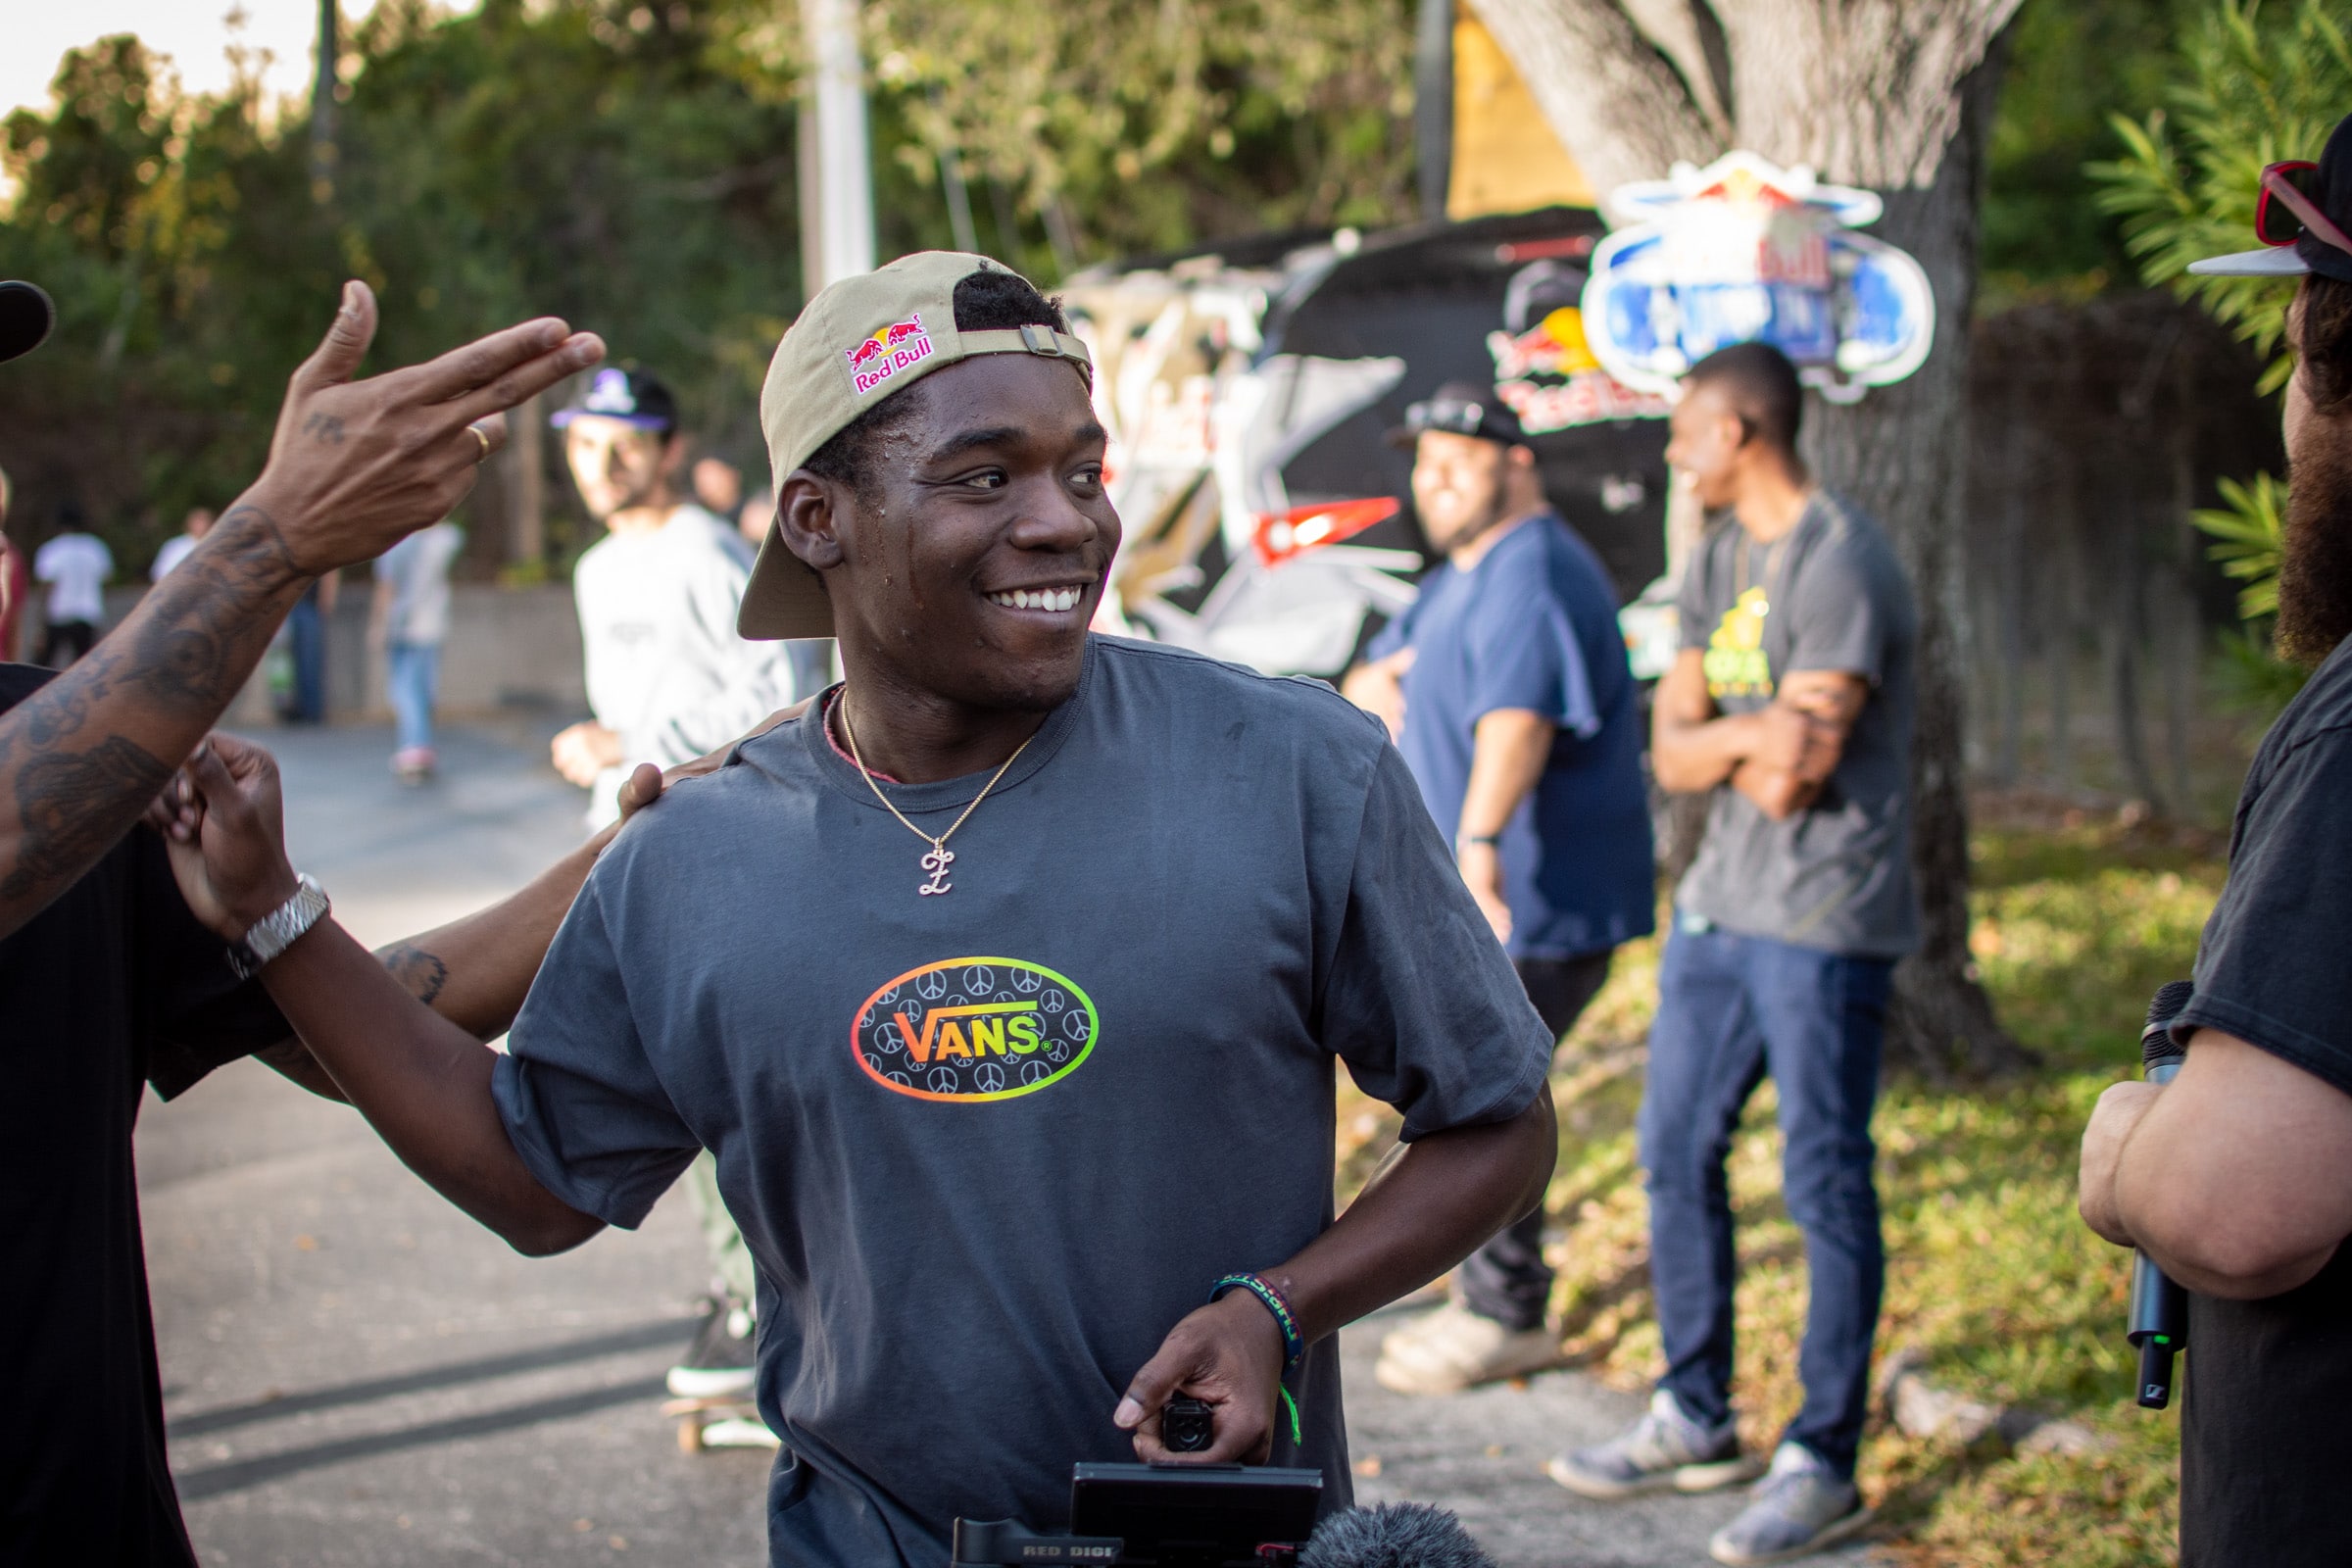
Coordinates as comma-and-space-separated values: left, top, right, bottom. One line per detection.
739, 250, 1093, 640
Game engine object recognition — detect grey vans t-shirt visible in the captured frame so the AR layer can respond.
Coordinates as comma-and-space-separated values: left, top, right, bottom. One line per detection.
493, 636, 1552, 1568
1673, 493, 1920, 957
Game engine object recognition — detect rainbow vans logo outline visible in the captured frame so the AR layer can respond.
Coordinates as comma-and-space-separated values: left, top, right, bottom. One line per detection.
852, 956, 1099, 1103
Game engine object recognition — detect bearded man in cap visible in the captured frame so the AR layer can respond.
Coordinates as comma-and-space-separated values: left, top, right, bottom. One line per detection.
2080, 110, 2352, 1568
162, 253, 1560, 1565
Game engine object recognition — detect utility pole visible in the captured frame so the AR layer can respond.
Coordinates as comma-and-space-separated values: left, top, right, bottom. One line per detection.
799, 0, 876, 295
310, 0, 338, 204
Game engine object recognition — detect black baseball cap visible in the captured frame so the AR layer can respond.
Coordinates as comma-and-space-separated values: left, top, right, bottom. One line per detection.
1386, 380, 1528, 449
0, 281, 55, 364
2189, 112, 2352, 283
551, 365, 678, 431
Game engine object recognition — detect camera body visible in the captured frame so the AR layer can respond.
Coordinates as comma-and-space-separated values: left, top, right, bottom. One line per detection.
1160, 1397, 1215, 1454
952, 1462, 1324, 1568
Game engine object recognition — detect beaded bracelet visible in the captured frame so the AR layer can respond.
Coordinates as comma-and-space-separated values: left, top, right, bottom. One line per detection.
1210, 1272, 1305, 1376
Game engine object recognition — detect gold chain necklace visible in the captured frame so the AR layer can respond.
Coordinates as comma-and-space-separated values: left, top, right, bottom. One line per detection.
836, 693, 1036, 897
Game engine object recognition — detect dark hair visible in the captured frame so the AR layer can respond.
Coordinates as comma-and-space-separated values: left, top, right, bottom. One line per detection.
2298, 273, 2352, 416
1684, 340, 1804, 456
802, 269, 1072, 498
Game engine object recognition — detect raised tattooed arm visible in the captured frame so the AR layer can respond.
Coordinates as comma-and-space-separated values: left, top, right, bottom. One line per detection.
0, 281, 603, 940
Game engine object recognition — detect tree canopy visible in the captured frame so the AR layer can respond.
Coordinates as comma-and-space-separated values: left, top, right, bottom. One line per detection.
0, 0, 1415, 571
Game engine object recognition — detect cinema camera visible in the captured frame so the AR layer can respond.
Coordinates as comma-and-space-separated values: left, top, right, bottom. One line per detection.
952, 1463, 1323, 1567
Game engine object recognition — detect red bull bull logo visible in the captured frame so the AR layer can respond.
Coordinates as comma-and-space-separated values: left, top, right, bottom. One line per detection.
843, 312, 935, 395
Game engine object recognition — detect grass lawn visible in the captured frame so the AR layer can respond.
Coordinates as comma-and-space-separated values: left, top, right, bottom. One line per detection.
1337, 807, 2222, 1565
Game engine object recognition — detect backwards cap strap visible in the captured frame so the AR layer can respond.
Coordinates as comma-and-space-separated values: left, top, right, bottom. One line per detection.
957, 326, 1094, 386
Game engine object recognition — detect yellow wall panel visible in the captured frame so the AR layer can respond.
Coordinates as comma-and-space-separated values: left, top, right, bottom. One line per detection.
1448, 7, 1594, 218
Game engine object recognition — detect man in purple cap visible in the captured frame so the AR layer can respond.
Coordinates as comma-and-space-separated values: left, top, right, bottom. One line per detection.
2080, 110, 2352, 1567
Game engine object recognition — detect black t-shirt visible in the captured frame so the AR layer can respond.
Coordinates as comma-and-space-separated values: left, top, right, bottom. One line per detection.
2174, 636, 2352, 1568
0, 664, 291, 1566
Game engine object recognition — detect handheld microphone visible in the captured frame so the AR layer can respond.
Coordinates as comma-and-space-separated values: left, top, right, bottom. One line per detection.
2127, 980, 2194, 1409
1298, 1503, 1495, 1568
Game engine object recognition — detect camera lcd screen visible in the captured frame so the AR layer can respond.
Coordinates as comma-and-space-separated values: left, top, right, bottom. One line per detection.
1068, 1463, 1322, 1564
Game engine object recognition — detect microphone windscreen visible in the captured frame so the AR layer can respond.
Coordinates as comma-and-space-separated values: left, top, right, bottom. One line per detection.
1298, 1502, 1496, 1568
2142, 980, 2195, 1066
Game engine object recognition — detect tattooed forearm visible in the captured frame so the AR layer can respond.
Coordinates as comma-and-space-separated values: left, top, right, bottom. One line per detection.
376, 942, 451, 1006
0, 734, 172, 899
0, 500, 308, 937
127, 505, 306, 712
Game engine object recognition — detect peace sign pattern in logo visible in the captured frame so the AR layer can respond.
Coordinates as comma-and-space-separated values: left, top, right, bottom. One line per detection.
853, 956, 1100, 1103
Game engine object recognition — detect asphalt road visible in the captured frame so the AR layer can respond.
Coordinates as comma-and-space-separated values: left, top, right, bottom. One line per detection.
141, 720, 1871, 1568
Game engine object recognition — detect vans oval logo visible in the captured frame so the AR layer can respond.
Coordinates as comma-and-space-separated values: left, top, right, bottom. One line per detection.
853, 957, 1099, 1102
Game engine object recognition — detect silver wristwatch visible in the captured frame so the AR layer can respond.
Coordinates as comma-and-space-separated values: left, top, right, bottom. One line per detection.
229, 873, 330, 979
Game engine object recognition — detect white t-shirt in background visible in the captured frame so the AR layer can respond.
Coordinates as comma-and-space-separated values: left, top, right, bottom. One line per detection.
374, 522, 466, 646
571, 504, 799, 823
34, 533, 112, 624
150, 534, 200, 582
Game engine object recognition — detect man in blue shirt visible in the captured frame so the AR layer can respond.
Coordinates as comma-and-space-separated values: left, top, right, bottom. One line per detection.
1344, 382, 1655, 1395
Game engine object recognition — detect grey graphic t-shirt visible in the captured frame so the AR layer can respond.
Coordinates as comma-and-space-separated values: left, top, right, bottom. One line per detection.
494, 635, 1552, 1567
1673, 493, 1920, 957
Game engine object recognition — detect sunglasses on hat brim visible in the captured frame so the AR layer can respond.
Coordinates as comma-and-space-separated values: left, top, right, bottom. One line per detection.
1406, 398, 1494, 437
2256, 161, 2352, 255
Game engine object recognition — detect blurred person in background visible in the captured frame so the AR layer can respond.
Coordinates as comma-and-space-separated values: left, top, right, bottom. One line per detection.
152, 506, 215, 582
278, 568, 338, 723
736, 486, 775, 551
1343, 382, 1654, 1396
694, 451, 744, 524
550, 364, 799, 1403
1549, 343, 1916, 1567
35, 498, 111, 667
370, 518, 466, 783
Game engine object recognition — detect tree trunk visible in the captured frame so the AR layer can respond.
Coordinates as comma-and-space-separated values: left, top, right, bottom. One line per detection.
1472, 0, 2032, 1077
1803, 44, 2031, 1077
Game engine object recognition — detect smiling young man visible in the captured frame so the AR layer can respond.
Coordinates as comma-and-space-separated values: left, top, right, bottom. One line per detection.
165, 252, 1559, 1566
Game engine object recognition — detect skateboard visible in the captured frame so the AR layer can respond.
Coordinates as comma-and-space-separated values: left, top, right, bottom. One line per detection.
663, 1395, 781, 1454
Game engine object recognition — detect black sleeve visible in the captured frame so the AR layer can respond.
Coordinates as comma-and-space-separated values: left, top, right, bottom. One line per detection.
2179, 722, 2352, 1099
128, 831, 293, 1101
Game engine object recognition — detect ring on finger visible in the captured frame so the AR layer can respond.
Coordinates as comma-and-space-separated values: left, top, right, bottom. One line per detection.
468, 423, 493, 463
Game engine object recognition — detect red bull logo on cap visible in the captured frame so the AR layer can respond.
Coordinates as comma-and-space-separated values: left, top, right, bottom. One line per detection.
843, 312, 935, 395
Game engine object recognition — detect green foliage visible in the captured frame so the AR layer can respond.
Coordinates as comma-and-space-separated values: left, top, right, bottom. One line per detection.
2211, 622, 2313, 715
2186, 409, 2312, 716
2195, 469, 2286, 617
2091, 0, 2352, 388
0, 0, 1412, 569
865, 0, 1415, 267
1981, 0, 2201, 295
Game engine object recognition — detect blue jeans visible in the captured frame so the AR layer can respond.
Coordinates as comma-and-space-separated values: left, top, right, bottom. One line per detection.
284, 594, 326, 723
386, 641, 441, 754
1640, 921, 1892, 1479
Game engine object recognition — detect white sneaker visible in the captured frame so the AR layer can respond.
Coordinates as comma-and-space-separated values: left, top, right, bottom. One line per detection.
1374, 1301, 1561, 1395
1707, 1443, 1871, 1564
